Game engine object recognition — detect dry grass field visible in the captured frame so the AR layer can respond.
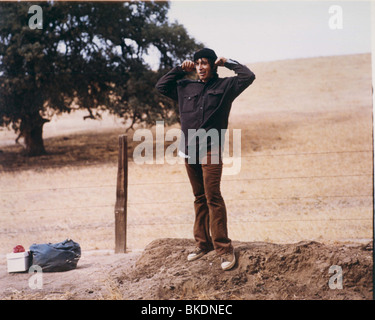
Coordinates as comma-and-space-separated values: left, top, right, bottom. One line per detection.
0, 53, 373, 300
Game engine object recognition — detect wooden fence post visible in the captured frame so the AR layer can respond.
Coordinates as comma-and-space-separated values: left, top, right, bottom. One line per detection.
115, 134, 128, 253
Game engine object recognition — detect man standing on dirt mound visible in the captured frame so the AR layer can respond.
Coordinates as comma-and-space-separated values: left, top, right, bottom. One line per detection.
156, 48, 255, 271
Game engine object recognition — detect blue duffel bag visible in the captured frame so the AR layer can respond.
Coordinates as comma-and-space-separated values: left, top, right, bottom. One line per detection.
29, 239, 81, 272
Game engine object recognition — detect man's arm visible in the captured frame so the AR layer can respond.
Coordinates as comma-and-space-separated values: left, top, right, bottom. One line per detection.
155, 66, 186, 102
216, 57, 256, 98
155, 60, 194, 101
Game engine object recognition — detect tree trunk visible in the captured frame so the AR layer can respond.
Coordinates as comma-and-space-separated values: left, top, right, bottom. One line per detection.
21, 114, 49, 156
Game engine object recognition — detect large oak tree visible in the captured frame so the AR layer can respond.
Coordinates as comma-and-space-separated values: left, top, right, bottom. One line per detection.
0, 1, 202, 156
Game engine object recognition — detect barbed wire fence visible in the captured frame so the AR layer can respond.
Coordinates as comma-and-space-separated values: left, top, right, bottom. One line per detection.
0, 136, 373, 252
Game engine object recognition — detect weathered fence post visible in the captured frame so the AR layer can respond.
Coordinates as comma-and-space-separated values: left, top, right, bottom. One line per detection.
115, 134, 128, 253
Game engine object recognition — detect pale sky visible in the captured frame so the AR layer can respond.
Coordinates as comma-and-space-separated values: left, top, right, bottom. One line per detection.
167, 0, 371, 64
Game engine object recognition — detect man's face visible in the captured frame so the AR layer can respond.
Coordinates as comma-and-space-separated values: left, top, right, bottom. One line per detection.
195, 58, 213, 82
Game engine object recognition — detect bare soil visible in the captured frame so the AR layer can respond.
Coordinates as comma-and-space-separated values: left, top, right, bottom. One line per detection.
119, 239, 373, 300
0, 239, 372, 300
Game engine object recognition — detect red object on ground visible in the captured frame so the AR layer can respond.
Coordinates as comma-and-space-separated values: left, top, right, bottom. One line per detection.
13, 245, 25, 253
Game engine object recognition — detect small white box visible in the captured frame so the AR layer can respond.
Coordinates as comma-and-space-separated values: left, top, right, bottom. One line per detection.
6, 252, 30, 273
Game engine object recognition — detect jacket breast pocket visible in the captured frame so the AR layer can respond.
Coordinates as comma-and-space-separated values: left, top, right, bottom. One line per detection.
206, 89, 224, 109
181, 94, 198, 113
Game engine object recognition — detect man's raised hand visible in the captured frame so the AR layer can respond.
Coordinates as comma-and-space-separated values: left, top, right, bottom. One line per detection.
181, 60, 195, 72
215, 57, 227, 67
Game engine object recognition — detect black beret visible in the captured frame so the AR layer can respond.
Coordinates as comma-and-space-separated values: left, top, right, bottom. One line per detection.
193, 48, 218, 62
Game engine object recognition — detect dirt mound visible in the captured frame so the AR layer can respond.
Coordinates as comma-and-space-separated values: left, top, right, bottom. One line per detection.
0, 238, 372, 300
116, 238, 373, 300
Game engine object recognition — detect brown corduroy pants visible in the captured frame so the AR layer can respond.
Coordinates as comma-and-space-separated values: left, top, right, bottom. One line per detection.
184, 149, 233, 255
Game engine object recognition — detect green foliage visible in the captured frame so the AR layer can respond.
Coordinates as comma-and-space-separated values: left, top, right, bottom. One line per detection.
0, 1, 203, 155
